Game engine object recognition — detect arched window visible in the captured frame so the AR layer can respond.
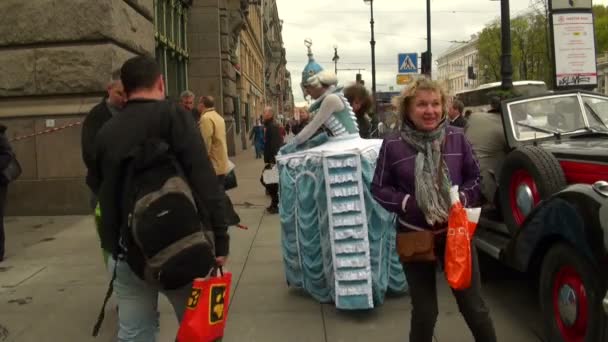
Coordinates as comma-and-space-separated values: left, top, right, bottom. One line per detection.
154, 0, 190, 99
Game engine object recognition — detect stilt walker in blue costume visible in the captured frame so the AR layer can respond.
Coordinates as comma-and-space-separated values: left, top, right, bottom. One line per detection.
277, 39, 407, 310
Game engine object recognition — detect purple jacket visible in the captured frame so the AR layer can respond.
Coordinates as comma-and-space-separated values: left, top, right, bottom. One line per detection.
371, 126, 481, 232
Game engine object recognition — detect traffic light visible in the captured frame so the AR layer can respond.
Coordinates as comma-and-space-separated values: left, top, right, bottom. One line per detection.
421, 51, 432, 76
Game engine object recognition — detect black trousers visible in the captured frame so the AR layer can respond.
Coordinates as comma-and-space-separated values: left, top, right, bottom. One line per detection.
0, 185, 7, 259
267, 183, 279, 208
260, 164, 279, 209
217, 175, 240, 226
402, 241, 496, 342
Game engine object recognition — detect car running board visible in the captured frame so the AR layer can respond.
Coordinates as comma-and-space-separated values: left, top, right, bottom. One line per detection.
478, 217, 510, 235
474, 228, 511, 260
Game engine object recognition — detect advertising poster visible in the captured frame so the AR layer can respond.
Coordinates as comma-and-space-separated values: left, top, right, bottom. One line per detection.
552, 12, 597, 88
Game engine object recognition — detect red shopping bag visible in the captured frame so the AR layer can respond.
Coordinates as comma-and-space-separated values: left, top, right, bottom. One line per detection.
444, 187, 481, 290
176, 268, 232, 342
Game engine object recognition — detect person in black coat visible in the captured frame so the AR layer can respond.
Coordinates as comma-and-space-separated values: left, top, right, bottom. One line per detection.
262, 106, 282, 214
448, 99, 467, 128
88, 56, 228, 340
81, 72, 126, 203
0, 125, 15, 262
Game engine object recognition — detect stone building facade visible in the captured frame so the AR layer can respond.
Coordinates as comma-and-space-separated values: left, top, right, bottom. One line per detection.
236, 4, 265, 148
0, 0, 154, 215
436, 35, 480, 95
263, 0, 294, 121
0, 0, 292, 215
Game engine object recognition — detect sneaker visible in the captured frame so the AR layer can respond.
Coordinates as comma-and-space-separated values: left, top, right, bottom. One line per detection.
266, 206, 279, 214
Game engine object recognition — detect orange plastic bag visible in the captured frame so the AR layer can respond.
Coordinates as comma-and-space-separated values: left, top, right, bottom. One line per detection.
444, 186, 481, 290
176, 268, 232, 342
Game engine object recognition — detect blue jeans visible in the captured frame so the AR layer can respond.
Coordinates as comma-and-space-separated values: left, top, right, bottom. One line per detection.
107, 257, 192, 342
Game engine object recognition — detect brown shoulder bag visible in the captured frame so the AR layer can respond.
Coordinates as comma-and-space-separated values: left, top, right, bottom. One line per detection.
396, 230, 436, 263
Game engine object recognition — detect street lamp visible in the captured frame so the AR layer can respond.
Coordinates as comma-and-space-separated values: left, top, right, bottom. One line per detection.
426, 0, 431, 78
363, 0, 377, 115
332, 45, 340, 75
490, 0, 513, 90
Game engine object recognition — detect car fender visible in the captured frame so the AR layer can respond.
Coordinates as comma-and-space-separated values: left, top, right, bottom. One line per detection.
504, 183, 607, 273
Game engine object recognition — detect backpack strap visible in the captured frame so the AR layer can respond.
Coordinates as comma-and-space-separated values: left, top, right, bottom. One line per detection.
91, 253, 119, 337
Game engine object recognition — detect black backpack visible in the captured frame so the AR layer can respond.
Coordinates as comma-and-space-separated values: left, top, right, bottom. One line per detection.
92, 139, 216, 336
121, 138, 216, 288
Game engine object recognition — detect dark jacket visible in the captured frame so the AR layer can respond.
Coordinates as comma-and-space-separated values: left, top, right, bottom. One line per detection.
450, 114, 467, 128
357, 115, 371, 139
90, 99, 229, 257
82, 99, 113, 190
371, 126, 481, 232
0, 125, 13, 173
291, 119, 308, 135
263, 119, 282, 164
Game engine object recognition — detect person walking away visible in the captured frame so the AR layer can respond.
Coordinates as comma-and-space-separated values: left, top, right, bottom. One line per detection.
81, 70, 126, 265
262, 106, 282, 214
198, 95, 241, 227
249, 120, 265, 159
371, 78, 497, 342
88, 56, 229, 342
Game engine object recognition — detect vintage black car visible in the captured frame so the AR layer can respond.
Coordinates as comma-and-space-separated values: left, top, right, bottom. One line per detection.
474, 90, 608, 342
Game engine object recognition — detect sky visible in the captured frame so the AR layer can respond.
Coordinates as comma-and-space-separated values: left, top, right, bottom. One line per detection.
276, 0, 608, 104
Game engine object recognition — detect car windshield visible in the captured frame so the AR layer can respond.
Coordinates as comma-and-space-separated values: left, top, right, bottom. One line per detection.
582, 95, 608, 131
508, 95, 587, 140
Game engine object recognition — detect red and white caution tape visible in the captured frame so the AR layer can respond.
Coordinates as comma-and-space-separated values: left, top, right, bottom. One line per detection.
9, 121, 82, 142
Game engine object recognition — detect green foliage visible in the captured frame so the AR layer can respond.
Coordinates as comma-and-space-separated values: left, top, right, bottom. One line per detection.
594, 5, 608, 53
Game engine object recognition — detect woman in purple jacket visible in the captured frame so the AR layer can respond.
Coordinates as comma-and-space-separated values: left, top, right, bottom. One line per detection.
371, 78, 496, 342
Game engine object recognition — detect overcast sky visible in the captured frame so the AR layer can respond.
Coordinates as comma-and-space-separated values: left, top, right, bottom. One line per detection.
276, 0, 608, 104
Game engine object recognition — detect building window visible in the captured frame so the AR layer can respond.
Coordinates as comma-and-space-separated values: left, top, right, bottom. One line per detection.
154, 0, 189, 99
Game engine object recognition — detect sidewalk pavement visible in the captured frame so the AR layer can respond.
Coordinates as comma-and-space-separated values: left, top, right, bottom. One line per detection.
0, 148, 542, 341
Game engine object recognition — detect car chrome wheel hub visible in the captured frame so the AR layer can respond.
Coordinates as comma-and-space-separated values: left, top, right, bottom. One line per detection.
553, 266, 589, 341
557, 284, 578, 327
509, 169, 540, 225
516, 184, 534, 216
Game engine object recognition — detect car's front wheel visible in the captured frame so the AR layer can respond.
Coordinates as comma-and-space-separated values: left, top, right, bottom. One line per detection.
539, 244, 605, 342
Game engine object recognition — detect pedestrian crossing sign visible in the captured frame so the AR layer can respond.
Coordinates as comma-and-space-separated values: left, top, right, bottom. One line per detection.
398, 53, 418, 74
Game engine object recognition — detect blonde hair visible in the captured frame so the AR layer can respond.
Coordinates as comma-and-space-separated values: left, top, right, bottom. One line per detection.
397, 77, 448, 122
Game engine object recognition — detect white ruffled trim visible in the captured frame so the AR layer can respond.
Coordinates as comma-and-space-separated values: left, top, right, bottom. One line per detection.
336, 285, 371, 296
332, 214, 364, 227
326, 157, 358, 169
330, 185, 360, 198
334, 241, 367, 254
335, 270, 371, 281
332, 201, 361, 213
334, 256, 368, 268
334, 228, 366, 240
328, 173, 358, 184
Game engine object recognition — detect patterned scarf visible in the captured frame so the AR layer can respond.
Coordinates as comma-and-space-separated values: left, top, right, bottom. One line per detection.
400, 119, 452, 225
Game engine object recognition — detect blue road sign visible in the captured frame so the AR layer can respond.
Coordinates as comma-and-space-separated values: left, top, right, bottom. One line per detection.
398, 53, 418, 74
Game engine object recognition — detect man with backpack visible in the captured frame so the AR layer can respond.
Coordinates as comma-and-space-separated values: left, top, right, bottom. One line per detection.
88, 56, 229, 341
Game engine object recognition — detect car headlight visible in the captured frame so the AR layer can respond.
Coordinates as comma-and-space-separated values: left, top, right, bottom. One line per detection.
593, 181, 608, 197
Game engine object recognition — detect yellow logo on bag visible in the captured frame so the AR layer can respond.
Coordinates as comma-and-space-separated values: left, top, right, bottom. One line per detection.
186, 288, 201, 309
209, 284, 227, 325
